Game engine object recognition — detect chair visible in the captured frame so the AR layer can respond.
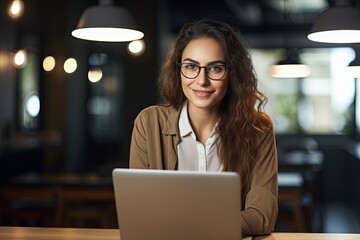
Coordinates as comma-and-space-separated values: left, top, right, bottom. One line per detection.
0, 186, 56, 226
277, 137, 324, 232
277, 172, 307, 232
55, 186, 117, 228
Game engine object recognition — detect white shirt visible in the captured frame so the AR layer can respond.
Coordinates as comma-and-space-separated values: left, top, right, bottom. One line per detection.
177, 101, 223, 172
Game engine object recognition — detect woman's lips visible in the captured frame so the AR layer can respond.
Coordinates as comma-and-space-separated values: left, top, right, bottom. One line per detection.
193, 89, 214, 97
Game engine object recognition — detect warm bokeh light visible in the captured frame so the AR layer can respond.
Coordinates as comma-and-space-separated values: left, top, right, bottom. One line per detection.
64, 58, 77, 73
88, 67, 103, 83
13, 49, 27, 68
128, 40, 145, 56
8, 0, 24, 20
0, 51, 12, 72
43, 56, 56, 71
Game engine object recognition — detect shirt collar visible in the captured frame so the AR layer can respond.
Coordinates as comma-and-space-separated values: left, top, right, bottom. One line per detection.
179, 101, 194, 137
178, 101, 220, 139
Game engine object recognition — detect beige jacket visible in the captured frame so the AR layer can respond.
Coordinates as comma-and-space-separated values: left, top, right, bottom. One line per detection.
130, 104, 278, 236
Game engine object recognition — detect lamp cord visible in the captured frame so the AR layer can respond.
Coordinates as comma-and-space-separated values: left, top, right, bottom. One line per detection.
282, 0, 292, 49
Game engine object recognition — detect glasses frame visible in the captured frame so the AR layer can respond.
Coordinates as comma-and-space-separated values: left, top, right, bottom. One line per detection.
178, 62, 228, 81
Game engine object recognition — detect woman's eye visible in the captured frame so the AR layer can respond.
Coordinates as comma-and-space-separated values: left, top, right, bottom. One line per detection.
209, 65, 223, 72
186, 64, 198, 70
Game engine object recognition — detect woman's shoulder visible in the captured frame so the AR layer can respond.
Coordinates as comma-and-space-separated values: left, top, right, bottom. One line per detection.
135, 104, 179, 124
138, 104, 176, 117
134, 104, 180, 133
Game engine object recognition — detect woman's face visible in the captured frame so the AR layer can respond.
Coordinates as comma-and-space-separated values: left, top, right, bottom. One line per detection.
180, 37, 229, 113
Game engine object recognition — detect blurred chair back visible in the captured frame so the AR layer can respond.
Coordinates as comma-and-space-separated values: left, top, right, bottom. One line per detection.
276, 137, 324, 232
55, 186, 117, 228
0, 186, 56, 226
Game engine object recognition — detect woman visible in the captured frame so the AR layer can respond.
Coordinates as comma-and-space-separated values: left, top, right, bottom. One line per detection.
129, 18, 278, 236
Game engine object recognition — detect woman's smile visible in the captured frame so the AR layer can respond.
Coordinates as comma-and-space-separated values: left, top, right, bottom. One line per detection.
192, 88, 215, 97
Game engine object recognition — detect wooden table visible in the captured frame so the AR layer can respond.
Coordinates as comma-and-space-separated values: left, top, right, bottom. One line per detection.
0, 227, 359, 240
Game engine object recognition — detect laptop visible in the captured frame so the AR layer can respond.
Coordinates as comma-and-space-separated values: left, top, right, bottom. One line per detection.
112, 168, 242, 240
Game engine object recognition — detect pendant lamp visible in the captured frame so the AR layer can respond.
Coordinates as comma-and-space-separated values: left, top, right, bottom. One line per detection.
72, 0, 144, 42
271, 49, 311, 78
348, 47, 360, 78
308, 1, 360, 43
271, 0, 311, 79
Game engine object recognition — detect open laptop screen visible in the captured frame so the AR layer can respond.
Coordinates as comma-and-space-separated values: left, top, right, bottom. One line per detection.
112, 168, 242, 240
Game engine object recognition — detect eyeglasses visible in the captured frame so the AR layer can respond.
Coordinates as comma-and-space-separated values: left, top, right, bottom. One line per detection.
179, 62, 227, 80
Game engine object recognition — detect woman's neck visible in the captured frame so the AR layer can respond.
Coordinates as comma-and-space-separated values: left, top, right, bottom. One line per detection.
187, 104, 219, 145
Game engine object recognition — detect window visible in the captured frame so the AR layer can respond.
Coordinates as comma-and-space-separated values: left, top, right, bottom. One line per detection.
251, 47, 355, 134
18, 51, 40, 133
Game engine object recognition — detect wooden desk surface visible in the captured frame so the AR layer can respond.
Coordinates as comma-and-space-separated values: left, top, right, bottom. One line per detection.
0, 227, 359, 240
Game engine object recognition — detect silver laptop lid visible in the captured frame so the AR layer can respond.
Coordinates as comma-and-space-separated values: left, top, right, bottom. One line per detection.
112, 168, 242, 240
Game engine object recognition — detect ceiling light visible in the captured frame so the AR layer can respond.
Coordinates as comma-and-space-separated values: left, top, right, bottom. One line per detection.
348, 48, 360, 78
271, 62, 311, 78
348, 62, 360, 78
308, 5, 360, 43
271, 49, 311, 78
8, 0, 24, 20
72, 1, 144, 42
270, 1, 311, 78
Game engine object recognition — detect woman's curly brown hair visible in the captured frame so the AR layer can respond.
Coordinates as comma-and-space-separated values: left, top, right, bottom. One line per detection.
158, 18, 273, 200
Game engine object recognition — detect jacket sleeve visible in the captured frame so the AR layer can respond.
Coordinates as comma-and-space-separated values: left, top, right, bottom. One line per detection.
129, 111, 151, 169
240, 129, 278, 236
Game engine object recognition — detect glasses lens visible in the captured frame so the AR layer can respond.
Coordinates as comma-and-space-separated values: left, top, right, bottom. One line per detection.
180, 63, 199, 79
206, 65, 226, 80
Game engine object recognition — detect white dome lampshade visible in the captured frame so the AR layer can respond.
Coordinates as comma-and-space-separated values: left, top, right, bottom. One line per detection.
72, 4, 144, 42
271, 49, 311, 79
308, 6, 360, 44
348, 51, 360, 78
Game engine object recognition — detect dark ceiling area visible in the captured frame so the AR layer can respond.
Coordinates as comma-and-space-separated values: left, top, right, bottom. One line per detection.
166, 0, 329, 35
7, 0, 360, 51
158, 0, 359, 49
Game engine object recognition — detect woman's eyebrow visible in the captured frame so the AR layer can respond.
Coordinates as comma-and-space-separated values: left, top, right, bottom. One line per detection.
182, 58, 199, 64
182, 58, 226, 65
207, 60, 226, 65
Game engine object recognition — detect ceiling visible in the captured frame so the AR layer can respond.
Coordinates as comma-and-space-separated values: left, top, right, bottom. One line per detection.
160, 0, 339, 48
166, 0, 329, 34
5, 0, 360, 51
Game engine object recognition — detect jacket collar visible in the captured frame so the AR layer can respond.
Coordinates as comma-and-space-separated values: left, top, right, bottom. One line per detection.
162, 104, 182, 136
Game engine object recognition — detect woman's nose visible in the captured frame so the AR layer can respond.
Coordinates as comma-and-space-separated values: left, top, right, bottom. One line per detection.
196, 68, 210, 86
